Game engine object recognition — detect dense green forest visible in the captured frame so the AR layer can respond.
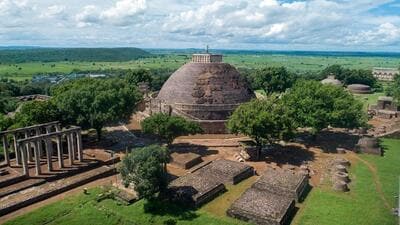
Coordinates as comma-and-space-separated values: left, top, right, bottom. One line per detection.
0, 48, 150, 63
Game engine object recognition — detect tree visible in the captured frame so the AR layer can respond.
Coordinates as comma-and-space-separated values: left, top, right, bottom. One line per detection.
51, 78, 142, 139
125, 69, 153, 86
386, 74, 400, 102
0, 114, 13, 131
141, 114, 203, 145
227, 98, 295, 159
321, 65, 377, 87
249, 66, 294, 94
119, 145, 169, 200
282, 80, 367, 136
13, 101, 60, 127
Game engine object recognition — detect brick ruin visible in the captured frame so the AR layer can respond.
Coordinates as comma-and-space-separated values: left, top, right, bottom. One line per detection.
369, 96, 399, 119
167, 159, 254, 207
227, 168, 309, 225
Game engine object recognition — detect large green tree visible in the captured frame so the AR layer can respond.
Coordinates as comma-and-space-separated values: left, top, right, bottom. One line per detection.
282, 80, 367, 135
124, 69, 153, 86
51, 78, 142, 139
227, 98, 295, 158
141, 113, 203, 145
119, 145, 169, 200
249, 66, 294, 94
13, 101, 60, 128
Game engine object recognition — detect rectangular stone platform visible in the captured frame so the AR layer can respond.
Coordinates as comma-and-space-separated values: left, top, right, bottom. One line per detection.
170, 152, 202, 169
227, 187, 295, 225
252, 169, 308, 202
168, 172, 226, 207
196, 159, 254, 185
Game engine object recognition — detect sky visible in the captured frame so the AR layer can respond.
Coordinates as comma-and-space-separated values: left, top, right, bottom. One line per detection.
0, 0, 400, 51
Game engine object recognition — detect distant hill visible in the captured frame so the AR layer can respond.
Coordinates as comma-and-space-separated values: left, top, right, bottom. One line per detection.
0, 48, 151, 63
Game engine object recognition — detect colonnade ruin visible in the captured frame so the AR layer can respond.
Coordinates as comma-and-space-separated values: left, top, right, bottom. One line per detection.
1, 121, 83, 177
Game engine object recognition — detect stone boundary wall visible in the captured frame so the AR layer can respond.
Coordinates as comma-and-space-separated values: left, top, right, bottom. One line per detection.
0, 166, 116, 216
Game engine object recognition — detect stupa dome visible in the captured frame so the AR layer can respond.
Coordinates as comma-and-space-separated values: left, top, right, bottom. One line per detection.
153, 53, 255, 133
321, 75, 342, 86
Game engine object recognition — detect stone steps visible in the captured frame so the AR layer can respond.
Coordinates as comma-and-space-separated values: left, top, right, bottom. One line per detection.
0, 165, 116, 216
0, 178, 46, 198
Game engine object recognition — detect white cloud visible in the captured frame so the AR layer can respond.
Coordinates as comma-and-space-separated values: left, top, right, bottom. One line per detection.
0, 0, 399, 50
40, 5, 66, 19
75, 0, 147, 27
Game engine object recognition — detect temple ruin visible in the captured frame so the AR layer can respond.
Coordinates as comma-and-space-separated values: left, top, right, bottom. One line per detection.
372, 67, 399, 81
1, 121, 83, 177
369, 96, 399, 119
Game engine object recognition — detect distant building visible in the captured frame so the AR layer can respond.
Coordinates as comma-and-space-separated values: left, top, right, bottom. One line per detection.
372, 67, 399, 81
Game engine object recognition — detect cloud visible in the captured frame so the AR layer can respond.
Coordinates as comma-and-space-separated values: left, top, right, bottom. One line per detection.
0, 0, 399, 50
39, 5, 66, 19
75, 0, 147, 27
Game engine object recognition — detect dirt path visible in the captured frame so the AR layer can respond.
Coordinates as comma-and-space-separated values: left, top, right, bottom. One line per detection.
353, 154, 391, 209
0, 175, 116, 224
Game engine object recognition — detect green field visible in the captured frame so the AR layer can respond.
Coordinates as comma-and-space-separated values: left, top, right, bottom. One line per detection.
5, 139, 399, 225
294, 138, 400, 225
4, 188, 247, 225
1, 54, 399, 81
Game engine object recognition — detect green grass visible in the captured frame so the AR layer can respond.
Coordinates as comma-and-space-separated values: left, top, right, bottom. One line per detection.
5, 188, 248, 225
353, 92, 385, 110
1, 54, 399, 80
294, 138, 400, 225
5, 139, 400, 225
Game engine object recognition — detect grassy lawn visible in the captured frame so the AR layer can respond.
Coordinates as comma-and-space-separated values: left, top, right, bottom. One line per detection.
353, 92, 385, 110
4, 187, 248, 225
293, 138, 400, 225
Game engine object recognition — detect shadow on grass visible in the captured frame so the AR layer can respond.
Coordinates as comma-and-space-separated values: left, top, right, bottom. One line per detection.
143, 198, 199, 222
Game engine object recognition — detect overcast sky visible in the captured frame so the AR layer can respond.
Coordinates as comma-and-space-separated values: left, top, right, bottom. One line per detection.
0, 0, 400, 51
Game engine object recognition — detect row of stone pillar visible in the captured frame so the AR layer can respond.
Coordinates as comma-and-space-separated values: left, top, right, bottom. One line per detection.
2, 129, 83, 177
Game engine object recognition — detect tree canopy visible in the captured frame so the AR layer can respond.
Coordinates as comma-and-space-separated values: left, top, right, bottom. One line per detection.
227, 97, 295, 147
124, 69, 153, 86
119, 145, 169, 200
51, 78, 142, 139
321, 64, 377, 87
248, 66, 294, 94
13, 101, 59, 128
141, 113, 203, 145
282, 80, 367, 134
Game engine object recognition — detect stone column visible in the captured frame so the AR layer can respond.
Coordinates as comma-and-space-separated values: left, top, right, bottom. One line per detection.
2, 135, 10, 166
13, 134, 21, 165
76, 131, 83, 162
67, 133, 73, 165
46, 139, 53, 171
34, 140, 41, 175
25, 132, 33, 163
56, 135, 64, 168
35, 128, 43, 158
71, 132, 77, 160
20, 143, 29, 177
55, 124, 61, 132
